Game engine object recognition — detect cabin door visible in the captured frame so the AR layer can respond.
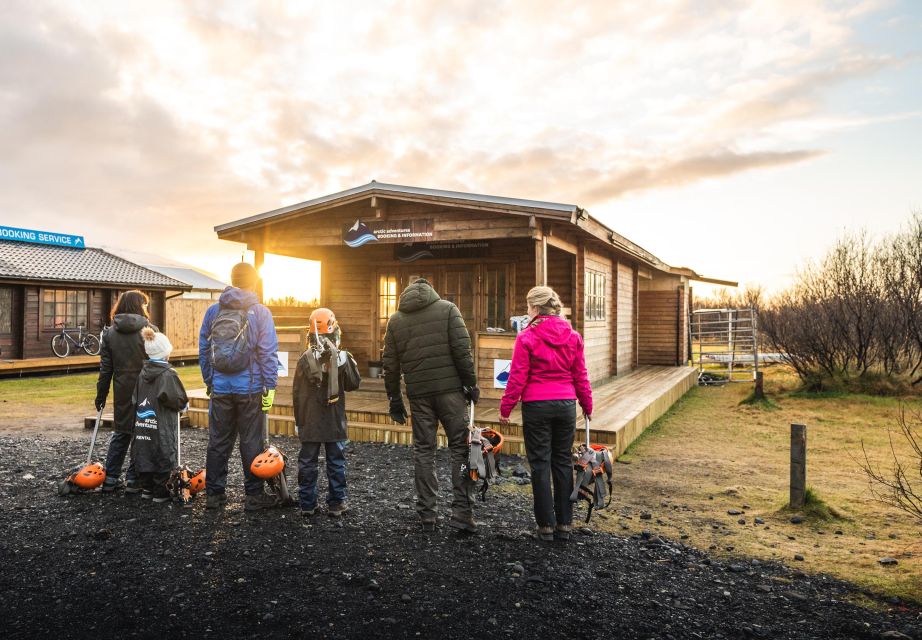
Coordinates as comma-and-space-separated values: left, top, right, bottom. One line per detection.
439, 265, 477, 339
374, 267, 437, 362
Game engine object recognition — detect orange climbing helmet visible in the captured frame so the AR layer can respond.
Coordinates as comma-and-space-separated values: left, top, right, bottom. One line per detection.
189, 468, 206, 494
309, 308, 338, 335
250, 446, 285, 479
72, 462, 106, 490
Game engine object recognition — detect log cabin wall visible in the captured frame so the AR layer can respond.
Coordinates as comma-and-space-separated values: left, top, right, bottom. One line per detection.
545, 245, 574, 311
584, 248, 614, 382
0, 285, 23, 359
616, 263, 635, 376
637, 275, 685, 366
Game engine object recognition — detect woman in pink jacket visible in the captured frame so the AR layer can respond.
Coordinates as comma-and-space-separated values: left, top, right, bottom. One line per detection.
500, 286, 593, 542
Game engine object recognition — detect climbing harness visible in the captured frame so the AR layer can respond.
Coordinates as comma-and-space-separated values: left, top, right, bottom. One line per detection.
570, 415, 613, 522
462, 399, 504, 501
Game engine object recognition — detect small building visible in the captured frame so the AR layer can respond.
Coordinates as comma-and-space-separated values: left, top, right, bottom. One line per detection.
140, 263, 227, 351
0, 227, 189, 362
205, 182, 734, 454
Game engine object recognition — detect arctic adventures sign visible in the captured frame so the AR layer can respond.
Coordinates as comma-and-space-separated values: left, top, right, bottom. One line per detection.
0, 225, 85, 248
342, 219, 434, 248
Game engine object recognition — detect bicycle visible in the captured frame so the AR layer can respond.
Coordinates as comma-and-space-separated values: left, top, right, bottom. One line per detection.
51, 323, 101, 358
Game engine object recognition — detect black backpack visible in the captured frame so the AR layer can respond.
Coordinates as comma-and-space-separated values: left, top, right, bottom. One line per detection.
209, 307, 252, 373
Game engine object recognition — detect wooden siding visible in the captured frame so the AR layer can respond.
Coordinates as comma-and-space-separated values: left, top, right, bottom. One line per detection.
638, 289, 681, 365
616, 263, 634, 375
584, 250, 613, 382
0, 285, 23, 359
546, 245, 574, 310
165, 297, 214, 351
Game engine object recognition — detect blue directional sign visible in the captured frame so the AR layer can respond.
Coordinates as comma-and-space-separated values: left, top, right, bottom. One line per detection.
0, 225, 85, 248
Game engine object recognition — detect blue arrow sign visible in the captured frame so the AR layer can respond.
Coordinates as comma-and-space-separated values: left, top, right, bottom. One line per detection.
0, 225, 85, 248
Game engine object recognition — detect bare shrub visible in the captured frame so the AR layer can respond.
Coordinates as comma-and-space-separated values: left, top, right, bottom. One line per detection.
858, 404, 922, 523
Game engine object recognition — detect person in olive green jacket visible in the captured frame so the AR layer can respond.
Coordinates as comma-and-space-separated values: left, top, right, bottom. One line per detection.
382, 278, 480, 532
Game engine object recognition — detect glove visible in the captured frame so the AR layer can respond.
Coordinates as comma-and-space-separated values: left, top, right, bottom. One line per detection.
205, 385, 213, 398
463, 386, 481, 405
261, 388, 276, 412
388, 396, 407, 425
94, 396, 106, 412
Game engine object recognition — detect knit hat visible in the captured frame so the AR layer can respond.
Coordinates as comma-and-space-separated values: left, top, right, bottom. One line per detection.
141, 326, 172, 360
231, 262, 259, 290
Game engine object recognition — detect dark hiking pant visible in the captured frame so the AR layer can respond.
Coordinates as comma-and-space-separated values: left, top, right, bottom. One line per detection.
522, 400, 576, 528
104, 431, 137, 485
409, 390, 474, 522
297, 441, 347, 510
206, 393, 265, 496
139, 471, 170, 499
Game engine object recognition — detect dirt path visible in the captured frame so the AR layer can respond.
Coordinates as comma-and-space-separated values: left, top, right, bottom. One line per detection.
1, 431, 919, 639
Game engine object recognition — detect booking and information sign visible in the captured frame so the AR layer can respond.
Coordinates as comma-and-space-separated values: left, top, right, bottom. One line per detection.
0, 225, 86, 248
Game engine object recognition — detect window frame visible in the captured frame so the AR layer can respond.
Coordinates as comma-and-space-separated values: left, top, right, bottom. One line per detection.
584, 269, 607, 323
40, 288, 89, 331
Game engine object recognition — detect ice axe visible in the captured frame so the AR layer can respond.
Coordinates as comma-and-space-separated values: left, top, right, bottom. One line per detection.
57, 408, 107, 495
168, 409, 205, 506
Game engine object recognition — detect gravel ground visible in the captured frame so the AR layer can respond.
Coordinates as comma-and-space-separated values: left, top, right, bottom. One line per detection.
1, 431, 920, 640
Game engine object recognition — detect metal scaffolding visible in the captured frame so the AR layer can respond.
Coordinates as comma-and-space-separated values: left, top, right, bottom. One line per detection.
691, 308, 759, 384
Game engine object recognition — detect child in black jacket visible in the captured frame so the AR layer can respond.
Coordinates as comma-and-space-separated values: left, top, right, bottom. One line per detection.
293, 308, 360, 517
133, 327, 188, 502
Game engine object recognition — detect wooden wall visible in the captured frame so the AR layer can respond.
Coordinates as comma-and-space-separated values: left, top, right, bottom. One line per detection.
584, 249, 614, 382
165, 297, 213, 351
546, 245, 574, 310
0, 285, 23, 359
616, 263, 635, 376
638, 288, 681, 365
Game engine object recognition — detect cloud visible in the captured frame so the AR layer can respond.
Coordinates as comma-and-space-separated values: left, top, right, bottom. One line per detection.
0, 0, 910, 278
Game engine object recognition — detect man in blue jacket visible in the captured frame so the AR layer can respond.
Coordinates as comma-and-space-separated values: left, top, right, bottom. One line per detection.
199, 262, 279, 511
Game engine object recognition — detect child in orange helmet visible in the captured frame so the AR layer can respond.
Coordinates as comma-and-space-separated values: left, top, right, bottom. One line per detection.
292, 308, 361, 517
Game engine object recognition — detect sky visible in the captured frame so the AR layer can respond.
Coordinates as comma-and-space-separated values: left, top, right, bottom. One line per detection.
1, 0, 920, 300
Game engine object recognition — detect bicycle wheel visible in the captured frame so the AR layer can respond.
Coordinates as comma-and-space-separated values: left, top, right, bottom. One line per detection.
51, 334, 70, 358
82, 334, 101, 356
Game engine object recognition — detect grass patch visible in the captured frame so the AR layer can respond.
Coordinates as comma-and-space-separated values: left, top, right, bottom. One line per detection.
780, 487, 845, 522
738, 390, 779, 410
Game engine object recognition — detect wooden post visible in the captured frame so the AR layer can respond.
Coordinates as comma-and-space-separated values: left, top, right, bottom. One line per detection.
535, 236, 547, 287
253, 248, 265, 304
754, 371, 765, 399
790, 423, 806, 509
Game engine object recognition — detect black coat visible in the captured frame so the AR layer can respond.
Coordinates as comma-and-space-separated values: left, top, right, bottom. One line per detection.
132, 360, 188, 474
293, 349, 360, 442
382, 280, 476, 399
96, 314, 155, 434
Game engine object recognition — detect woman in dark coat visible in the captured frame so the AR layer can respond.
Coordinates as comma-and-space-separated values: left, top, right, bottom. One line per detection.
95, 290, 154, 493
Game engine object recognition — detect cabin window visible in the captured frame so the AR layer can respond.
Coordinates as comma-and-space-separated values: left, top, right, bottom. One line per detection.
0, 287, 11, 333
482, 265, 509, 329
585, 270, 606, 322
377, 273, 399, 358
41, 289, 88, 329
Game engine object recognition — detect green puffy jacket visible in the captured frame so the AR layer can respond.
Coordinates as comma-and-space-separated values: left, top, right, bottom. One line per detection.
382, 279, 476, 399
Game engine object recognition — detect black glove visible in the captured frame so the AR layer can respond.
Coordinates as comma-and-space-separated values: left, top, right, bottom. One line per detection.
463, 385, 481, 405
206, 385, 213, 398
94, 396, 106, 412
388, 396, 407, 425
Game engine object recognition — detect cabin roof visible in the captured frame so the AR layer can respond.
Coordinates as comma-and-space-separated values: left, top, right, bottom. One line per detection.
140, 264, 227, 292
215, 181, 735, 285
0, 241, 190, 289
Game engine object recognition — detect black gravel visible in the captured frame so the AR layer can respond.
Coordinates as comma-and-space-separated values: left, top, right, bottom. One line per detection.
1, 432, 920, 640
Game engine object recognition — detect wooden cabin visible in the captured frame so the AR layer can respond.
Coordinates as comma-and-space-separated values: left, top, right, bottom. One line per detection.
202, 182, 734, 454
0, 238, 189, 366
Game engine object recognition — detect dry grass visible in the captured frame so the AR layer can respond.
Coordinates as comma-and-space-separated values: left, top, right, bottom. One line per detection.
595, 366, 922, 603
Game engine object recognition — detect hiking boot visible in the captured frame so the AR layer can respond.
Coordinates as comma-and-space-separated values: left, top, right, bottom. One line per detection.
301, 506, 318, 517
124, 482, 142, 495
536, 526, 554, 542
554, 524, 572, 541
101, 478, 123, 493
448, 513, 478, 534
206, 493, 228, 510
244, 492, 279, 512
152, 495, 171, 504
327, 502, 349, 518
141, 490, 153, 500
420, 519, 437, 532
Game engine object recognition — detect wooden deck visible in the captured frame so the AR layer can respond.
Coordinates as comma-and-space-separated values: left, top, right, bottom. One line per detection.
185, 365, 697, 456
1, 348, 200, 376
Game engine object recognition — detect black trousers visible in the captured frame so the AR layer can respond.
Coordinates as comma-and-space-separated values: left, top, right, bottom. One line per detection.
206, 393, 265, 496
522, 400, 576, 528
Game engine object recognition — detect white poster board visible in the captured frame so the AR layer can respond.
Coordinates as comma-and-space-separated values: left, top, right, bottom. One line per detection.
277, 351, 289, 377
493, 359, 511, 389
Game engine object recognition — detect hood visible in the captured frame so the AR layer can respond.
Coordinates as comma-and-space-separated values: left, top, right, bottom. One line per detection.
140, 359, 172, 382
398, 279, 440, 313
112, 313, 148, 334
219, 286, 259, 310
526, 315, 573, 347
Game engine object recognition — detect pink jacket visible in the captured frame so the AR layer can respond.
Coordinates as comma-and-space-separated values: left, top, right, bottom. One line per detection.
500, 315, 593, 418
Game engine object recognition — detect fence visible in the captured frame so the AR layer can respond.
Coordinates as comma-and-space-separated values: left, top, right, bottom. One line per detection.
691, 307, 759, 383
